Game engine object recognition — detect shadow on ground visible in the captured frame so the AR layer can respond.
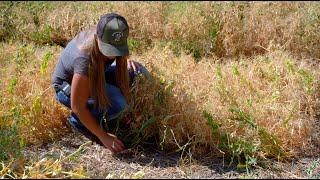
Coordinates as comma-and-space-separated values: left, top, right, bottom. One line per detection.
115, 145, 241, 174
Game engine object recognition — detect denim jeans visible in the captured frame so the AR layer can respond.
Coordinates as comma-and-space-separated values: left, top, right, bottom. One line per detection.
55, 61, 150, 145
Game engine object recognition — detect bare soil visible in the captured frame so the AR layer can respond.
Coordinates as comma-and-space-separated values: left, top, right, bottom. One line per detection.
23, 131, 319, 179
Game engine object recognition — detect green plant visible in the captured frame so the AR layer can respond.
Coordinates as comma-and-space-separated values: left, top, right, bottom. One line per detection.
30, 25, 54, 45
128, 38, 141, 53
297, 69, 315, 93
0, 2, 15, 41
203, 110, 258, 170
184, 42, 202, 61
7, 77, 17, 94
0, 104, 24, 162
203, 110, 221, 138
306, 158, 320, 179
40, 51, 53, 75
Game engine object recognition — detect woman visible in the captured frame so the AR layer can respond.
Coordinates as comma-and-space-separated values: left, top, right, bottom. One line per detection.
51, 13, 150, 153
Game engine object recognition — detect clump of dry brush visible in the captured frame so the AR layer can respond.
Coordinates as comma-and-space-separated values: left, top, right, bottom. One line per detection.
129, 44, 320, 166
0, 42, 70, 161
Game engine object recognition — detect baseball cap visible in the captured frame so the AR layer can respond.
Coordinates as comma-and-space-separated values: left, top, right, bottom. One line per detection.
96, 13, 129, 56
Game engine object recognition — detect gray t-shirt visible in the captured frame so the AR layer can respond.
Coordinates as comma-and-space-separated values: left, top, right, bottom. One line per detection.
51, 28, 114, 92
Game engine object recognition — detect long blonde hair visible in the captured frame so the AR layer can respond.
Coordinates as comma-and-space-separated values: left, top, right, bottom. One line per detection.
85, 32, 130, 110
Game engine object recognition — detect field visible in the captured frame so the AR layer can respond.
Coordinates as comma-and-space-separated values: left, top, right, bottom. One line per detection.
0, 1, 319, 178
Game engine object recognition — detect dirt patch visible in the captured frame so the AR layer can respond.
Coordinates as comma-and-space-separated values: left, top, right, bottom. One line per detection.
22, 132, 319, 179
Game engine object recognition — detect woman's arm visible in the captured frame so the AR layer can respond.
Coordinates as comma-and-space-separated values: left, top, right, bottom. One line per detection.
71, 73, 124, 153
127, 59, 143, 74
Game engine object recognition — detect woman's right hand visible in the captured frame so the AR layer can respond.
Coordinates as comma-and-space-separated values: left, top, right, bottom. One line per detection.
70, 74, 125, 153
100, 133, 125, 153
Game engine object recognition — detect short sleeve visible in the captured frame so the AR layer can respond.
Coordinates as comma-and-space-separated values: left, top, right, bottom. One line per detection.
73, 57, 89, 75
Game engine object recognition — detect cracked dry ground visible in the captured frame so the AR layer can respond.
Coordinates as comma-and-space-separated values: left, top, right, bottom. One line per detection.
22, 132, 319, 179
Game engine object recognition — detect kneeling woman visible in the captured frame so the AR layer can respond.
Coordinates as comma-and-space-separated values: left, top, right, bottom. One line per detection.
51, 13, 149, 153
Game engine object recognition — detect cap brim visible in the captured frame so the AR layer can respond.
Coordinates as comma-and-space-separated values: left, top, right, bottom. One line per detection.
98, 39, 129, 57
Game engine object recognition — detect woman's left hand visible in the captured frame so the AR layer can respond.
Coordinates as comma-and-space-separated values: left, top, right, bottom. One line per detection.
127, 59, 143, 74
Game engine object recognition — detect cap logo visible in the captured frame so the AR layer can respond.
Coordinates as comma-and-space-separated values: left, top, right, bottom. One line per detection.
112, 32, 123, 42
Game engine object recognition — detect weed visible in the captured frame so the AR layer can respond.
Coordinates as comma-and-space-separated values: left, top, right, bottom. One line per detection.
30, 25, 54, 45
128, 38, 141, 53
0, 2, 15, 40
306, 158, 320, 179
40, 51, 53, 75
7, 77, 17, 94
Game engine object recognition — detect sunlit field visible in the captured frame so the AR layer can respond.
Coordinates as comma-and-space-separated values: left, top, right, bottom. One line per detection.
1, 1, 319, 178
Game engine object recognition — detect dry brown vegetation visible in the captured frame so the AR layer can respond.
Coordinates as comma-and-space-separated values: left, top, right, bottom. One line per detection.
0, 1, 319, 178
0, 43, 69, 153
1, 2, 319, 58
130, 44, 320, 160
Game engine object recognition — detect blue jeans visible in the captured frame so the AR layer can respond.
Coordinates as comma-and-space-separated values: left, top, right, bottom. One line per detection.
55, 61, 150, 144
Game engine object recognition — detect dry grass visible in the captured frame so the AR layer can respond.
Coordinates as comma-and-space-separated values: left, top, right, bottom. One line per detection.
0, 41, 319, 177
218, 2, 320, 58
1, 2, 319, 58
1, 1, 320, 178
128, 44, 320, 163
0, 42, 69, 161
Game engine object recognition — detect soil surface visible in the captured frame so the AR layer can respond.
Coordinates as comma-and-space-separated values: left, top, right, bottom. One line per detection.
23, 131, 320, 179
